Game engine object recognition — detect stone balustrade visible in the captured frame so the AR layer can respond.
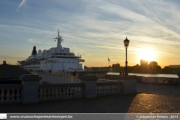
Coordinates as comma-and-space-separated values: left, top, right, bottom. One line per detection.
39, 83, 84, 101
0, 74, 137, 104
96, 82, 122, 96
0, 84, 23, 104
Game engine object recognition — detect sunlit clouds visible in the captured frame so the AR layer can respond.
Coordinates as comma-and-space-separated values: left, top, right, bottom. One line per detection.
0, 0, 180, 67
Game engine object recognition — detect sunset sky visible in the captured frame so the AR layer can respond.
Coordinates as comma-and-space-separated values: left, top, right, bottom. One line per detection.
0, 0, 180, 68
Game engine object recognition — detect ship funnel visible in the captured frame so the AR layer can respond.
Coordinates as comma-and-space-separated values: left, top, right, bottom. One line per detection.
32, 46, 37, 55
3, 61, 6, 65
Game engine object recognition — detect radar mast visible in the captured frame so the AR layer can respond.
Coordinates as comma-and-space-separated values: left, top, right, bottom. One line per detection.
54, 29, 63, 48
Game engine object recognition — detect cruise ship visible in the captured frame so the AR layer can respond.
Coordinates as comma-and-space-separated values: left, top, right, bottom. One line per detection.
18, 30, 85, 72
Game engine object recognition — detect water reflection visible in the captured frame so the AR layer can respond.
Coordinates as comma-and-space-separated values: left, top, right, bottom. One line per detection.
107, 72, 178, 78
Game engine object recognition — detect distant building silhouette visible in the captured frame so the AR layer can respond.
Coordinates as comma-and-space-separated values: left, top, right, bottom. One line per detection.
140, 59, 148, 66
169, 65, 180, 68
85, 66, 112, 72
140, 59, 148, 73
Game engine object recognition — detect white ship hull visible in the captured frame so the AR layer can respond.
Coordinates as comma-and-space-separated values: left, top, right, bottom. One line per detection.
19, 30, 85, 72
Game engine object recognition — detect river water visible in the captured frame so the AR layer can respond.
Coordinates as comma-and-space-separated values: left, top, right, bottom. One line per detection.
107, 72, 179, 78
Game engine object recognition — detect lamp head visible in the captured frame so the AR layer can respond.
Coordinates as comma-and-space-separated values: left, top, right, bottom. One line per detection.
124, 37, 130, 48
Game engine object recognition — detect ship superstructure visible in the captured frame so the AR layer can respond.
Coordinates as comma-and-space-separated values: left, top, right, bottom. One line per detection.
18, 30, 85, 72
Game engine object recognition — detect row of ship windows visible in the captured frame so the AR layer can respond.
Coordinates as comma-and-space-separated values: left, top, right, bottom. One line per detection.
42, 61, 76, 63
53, 53, 73, 56
29, 52, 73, 58
47, 50, 69, 53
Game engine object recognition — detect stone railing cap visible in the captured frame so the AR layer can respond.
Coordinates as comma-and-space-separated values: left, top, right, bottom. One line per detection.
20, 74, 39, 77
20, 74, 42, 81
79, 75, 98, 81
116, 75, 137, 80
177, 74, 180, 77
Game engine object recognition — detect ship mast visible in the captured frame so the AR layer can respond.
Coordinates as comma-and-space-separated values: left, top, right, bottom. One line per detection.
54, 29, 63, 48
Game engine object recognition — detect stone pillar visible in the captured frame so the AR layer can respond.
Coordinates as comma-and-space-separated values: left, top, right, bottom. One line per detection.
116, 75, 137, 94
20, 74, 42, 104
79, 76, 98, 98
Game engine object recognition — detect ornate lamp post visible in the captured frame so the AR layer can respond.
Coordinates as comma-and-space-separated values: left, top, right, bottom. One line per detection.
124, 37, 130, 76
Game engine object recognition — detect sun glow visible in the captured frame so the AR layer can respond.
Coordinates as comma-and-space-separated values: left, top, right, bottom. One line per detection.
139, 49, 154, 62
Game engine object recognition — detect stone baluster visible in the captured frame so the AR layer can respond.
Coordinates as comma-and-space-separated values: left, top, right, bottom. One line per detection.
58, 88, 61, 98
67, 87, 69, 98
77, 87, 79, 96
6, 89, 10, 102
98, 86, 100, 95
102, 86, 104, 94
43, 88, 46, 99
11, 89, 15, 102
55, 87, 58, 99
112, 85, 114, 93
74, 87, 77, 96
107, 85, 109, 94
105, 85, 107, 93
110, 85, 112, 93
40, 88, 43, 100
63, 87, 65, 98
72, 87, 74, 97
116, 85, 118, 92
103, 85, 106, 94
1, 89, 4, 102
96, 86, 99, 94
48, 88, 51, 99
80, 87, 83, 97
52, 88, 54, 99
113, 85, 116, 93
117, 85, 119, 92
105, 85, 108, 94
75, 87, 77, 97
16, 88, 20, 101
69, 87, 72, 98
118, 84, 121, 92
113, 85, 115, 93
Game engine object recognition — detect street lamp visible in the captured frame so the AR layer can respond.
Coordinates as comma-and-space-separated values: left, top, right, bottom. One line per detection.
124, 37, 130, 76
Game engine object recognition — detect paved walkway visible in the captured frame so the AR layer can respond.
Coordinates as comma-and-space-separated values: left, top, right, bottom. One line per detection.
1, 83, 180, 113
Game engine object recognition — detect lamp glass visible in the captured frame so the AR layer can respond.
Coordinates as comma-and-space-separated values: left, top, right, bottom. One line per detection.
124, 40, 129, 47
